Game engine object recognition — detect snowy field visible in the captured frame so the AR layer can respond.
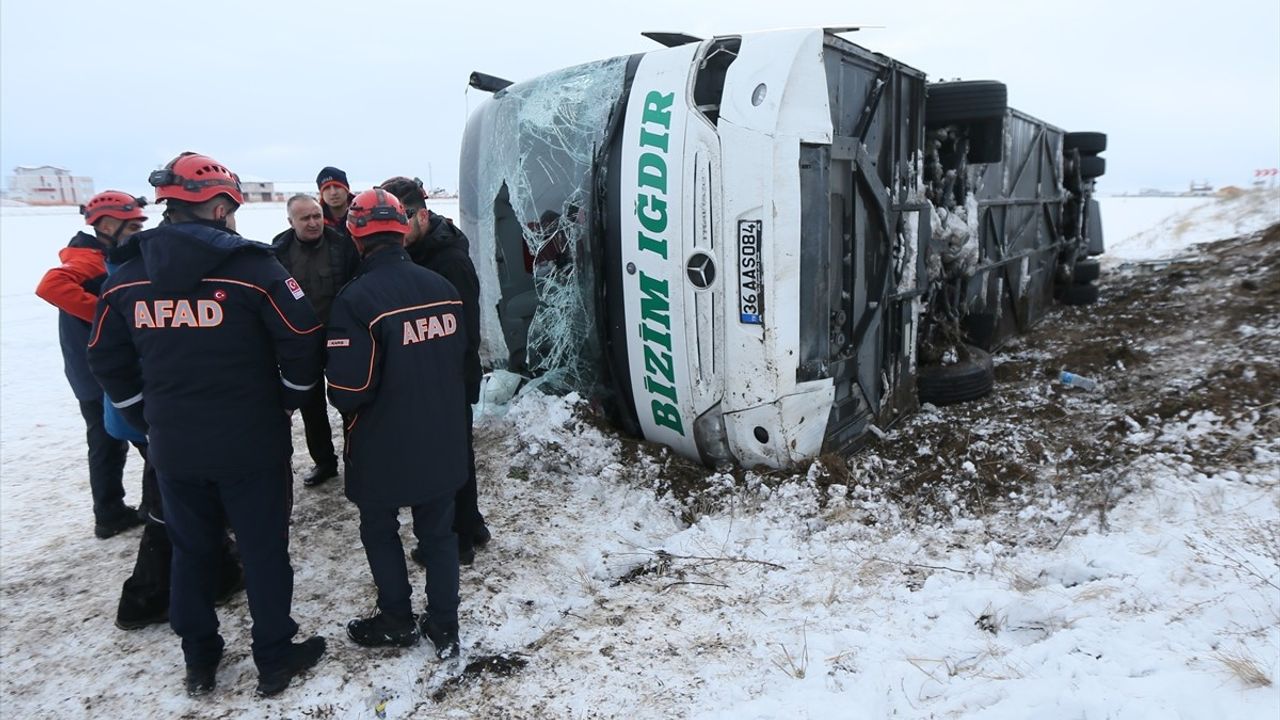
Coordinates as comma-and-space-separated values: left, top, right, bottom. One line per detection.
1, 192, 1278, 718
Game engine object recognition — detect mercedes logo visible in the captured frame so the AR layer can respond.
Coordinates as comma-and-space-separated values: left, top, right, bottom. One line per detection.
686, 251, 716, 289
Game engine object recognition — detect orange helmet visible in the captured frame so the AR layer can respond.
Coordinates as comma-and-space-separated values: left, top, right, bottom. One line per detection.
346, 188, 409, 239
148, 152, 244, 205
81, 190, 147, 225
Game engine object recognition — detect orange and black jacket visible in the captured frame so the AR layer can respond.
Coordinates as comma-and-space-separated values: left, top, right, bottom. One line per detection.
325, 246, 468, 508
87, 220, 324, 475
35, 231, 112, 401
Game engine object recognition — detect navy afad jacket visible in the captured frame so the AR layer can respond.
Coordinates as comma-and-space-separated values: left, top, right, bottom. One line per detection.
325, 246, 468, 509
87, 220, 324, 475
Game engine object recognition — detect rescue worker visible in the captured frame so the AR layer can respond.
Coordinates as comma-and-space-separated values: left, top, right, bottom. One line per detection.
325, 189, 466, 658
316, 166, 353, 238
104, 230, 245, 631
87, 152, 326, 697
35, 191, 148, 538
271, 194, 359, 487
380, 176, 489, 566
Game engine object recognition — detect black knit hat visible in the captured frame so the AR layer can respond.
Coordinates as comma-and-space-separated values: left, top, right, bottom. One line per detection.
316, 166, 350, 192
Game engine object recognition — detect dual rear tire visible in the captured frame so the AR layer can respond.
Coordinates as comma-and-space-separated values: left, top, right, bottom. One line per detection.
917, 346, 995, 406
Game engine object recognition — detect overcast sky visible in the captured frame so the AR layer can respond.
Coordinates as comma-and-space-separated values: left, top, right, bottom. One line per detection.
2, 0, 1277, 195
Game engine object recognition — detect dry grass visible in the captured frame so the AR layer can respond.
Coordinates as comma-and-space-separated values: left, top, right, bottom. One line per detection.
1214, 650, 1273, 688
770, 627, 809, 679
1188, 521, 1280, 593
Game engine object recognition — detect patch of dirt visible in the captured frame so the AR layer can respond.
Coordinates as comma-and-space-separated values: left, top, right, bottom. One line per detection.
430, 653, 530, 703
846, 223, 1280, 523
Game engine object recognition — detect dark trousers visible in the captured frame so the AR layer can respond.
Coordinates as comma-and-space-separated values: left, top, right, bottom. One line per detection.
299, 384, 337, 469
77, 398, 129, 521
159, 464, 297, 672
121, 445, 167, 602
120, 521, 172, 606
358, 499, 459, 624
453, 405, 484, 536
136, 443, 160, 522
119, 446, 241, 617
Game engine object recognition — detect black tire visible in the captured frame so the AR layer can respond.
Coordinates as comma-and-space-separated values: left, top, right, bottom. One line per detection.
1073, 259, 1101, 284
925, 81, 1008, 126
1078, 155, 1106, 179
917, 346, 995, 406
1065, 131, 1107, 155
962, 312, 997, 351
1059, 282, 1100, 306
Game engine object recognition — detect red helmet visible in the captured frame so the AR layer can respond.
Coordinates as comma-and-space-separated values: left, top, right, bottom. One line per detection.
148, 152, 244, 205
346, 188, 409, 239
81, 190, 147, 225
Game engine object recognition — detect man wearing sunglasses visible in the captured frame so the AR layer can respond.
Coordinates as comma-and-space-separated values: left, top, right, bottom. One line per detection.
36, 190, 149, 539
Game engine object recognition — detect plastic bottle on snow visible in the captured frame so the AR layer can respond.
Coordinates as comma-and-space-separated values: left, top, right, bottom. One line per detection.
1059, 370, 1099, 391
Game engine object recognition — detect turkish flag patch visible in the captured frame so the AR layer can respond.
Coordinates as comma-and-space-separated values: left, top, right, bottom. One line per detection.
286, 277, 305, 299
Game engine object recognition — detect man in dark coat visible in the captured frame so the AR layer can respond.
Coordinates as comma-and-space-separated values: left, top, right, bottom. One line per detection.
105, 233, 245, 633
317, 166, 353, 239
35, 191, 148, 538
87, 152, 326, 698
271, 194, 359, 487
325, 188, 467, 659
380, 176, 489, 566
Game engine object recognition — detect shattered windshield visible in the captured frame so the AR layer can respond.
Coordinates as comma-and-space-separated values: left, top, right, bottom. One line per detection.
461, 56, 631, 395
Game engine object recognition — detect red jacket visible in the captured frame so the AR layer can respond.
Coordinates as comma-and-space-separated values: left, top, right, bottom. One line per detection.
36, 231, 108, 323
35, 232, 111, 400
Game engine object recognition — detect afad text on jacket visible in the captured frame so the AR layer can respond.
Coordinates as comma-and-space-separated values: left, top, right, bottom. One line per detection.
87, 220, 324, 475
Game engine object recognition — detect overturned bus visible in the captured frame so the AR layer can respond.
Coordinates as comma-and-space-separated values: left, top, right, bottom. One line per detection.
459, 28, 1107, 469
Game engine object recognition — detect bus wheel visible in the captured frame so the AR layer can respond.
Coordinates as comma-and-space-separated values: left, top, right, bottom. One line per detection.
1073, 259, 1101, 284
917, 346, 995, 406
1078, 155, 1106, 179
1058, 282, 1100, 306
1065, 131, 1107, 155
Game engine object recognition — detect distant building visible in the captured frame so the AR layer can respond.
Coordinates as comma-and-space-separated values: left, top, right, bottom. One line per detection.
8, 165, 94, 206
239, 180, 275, 203
271, 181, 322, 201
1187, 181, 1214, 196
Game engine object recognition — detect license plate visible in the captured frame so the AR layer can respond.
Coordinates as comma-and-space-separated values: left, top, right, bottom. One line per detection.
738, 219, 763, 324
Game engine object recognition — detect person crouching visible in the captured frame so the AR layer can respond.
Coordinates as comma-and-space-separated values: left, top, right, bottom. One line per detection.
325, 189, 467, 659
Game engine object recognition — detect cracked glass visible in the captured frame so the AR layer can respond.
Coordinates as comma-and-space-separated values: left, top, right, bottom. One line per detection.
461, 56, 630, 396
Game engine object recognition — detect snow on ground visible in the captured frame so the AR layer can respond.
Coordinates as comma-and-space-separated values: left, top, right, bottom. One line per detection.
2, 195, 1278, 718
1101, 189, 1280, 262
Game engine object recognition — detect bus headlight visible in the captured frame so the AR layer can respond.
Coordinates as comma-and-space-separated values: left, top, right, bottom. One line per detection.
693, 404, 734, 467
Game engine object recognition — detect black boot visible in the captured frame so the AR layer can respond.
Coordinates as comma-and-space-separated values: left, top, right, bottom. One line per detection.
184, 647, 223, 697
116, 522, 172, 630
255, 636, 326, 697
116, 593, 168, 630
302, 464, 338, 488
95, 505, 143, 539
472, 523, 492, 548
346, 611, 419, 648
419, 617, 460, 660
